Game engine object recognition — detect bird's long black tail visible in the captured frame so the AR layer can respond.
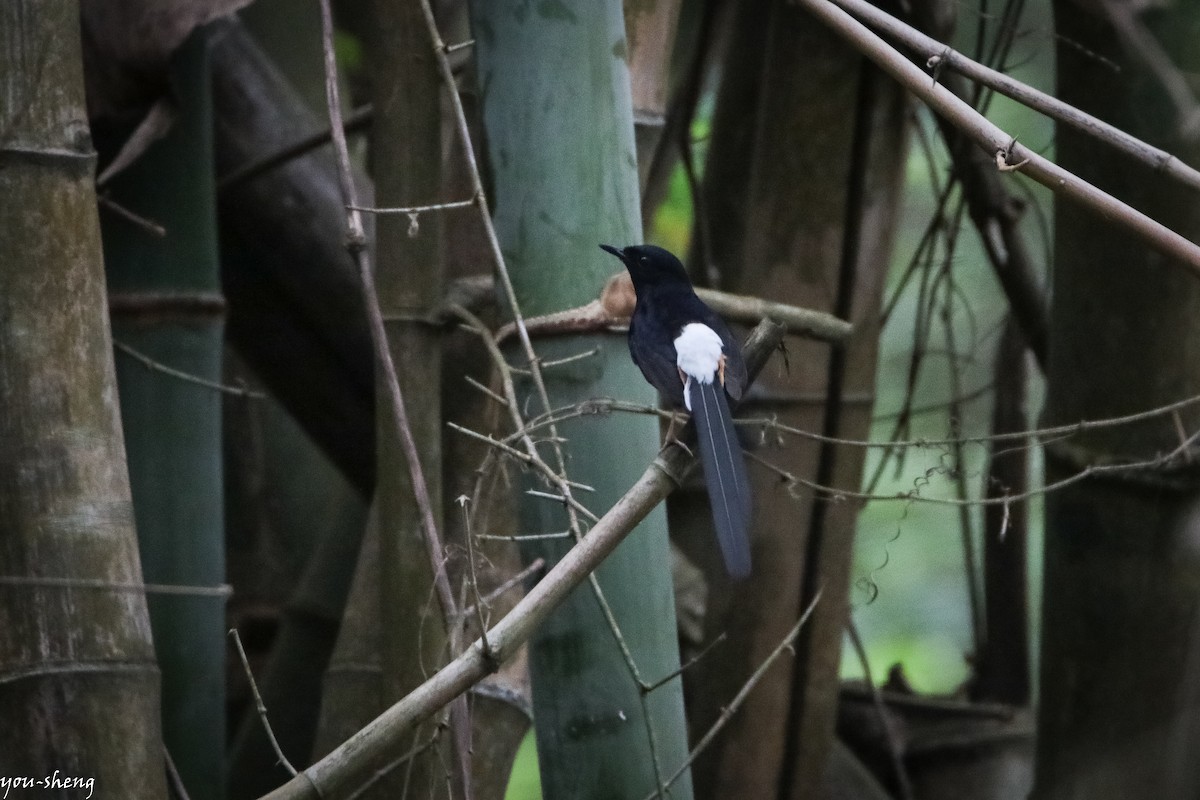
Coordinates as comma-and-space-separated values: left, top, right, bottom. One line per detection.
690, 379, 752, 579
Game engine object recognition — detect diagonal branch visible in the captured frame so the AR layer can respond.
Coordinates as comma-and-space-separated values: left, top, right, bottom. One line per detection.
258, 318, 789, 800
794, 0, 1200, 272
826, 0, 1200, 193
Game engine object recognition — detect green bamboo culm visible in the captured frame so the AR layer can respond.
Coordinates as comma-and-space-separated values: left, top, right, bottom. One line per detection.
0, 0, 167, 795
100, 31, 225, 800
467, 2, 694, 797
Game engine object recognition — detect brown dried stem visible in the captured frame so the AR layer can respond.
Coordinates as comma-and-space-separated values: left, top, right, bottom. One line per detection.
315, 2, 469, 796
795, 0, 1200, 272
827, 0, 1200, 193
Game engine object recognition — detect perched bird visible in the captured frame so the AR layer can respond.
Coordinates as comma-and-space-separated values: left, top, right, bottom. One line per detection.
599, 243, 752, 579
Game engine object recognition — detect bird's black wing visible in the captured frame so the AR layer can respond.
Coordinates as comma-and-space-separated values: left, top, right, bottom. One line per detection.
628, 302, 687, 408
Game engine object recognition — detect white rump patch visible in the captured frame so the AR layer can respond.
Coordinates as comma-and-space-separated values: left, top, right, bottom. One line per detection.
675, 323, 723, 410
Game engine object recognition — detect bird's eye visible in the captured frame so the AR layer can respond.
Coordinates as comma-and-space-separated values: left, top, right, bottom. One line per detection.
640, 256, 650, 265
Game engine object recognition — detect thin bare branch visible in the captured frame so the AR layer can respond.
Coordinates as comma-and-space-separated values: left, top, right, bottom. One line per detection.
1096, 0, 1200, 140
644, 591, 824, 800
215, 104, 374, 192
458, 558, 545, 619
845, 622, 914, 800
642, 633, 728, 694
462, 375, 509, 406
456, 496, 492, 658
163, 745, 192, 800
96, 194, 167, 237
795, 0, 1200, 271
316, 0, 453, 626
747, 385, 1200, 451
97, 99, 178, 187
491, 274, 854, 345
352, 197, 476, 215
315, 3, 470, 796
750, 425, 1200, 509
828, 0, 1200, 193
229, 629, 297, 777
344, 730, 443, 800
114, 340, 265, 399
475, 532, 572, 542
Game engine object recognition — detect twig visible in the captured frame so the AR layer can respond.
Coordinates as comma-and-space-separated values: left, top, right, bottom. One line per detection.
694, 286, 854, 341
1096, 0, 1200, 141
0, 575, 231, 597
410, 0, 529, 344
114, 340, 265, 399
458, 558, 546, 620
316, 3, 471, 796
846, 621, 914, 800
906, 4, 1050, 369
828, 0, 1200, 193
539, 348, 600, 369
507, 382, 1200, 467
446, 422, 601, 509
418, 4, 777, 790
463, 375, 509, 406
163, 745, 192, 800
96, 194, 166, 237
456, 496, 492, 659
462, 280, 677, 790
316, 0, 454, 636
643, 591, 824, 800
874, 382, 995, 422
351, 197, 476, 215
443, 307, 602, 519
937, 241, 984, 658
412, 0, 564, 445
794, 0, 1200, 272
490, 274, 854, 345
642, 633, 728, 694
749, 426, 1200, 508
97, 99, 177, 187
511, 398, 676, 441
526, 489, 575, 504
229, 628, 297, 776
414, 21, 623, 717
345, 730, 443, 800
216, 104, 374, 192
578, 563, 672, 793
744, 386, 1200, 451
476, 532, 572, 542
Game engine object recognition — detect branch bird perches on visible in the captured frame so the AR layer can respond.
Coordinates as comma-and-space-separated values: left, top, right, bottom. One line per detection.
260, 317, 791, 800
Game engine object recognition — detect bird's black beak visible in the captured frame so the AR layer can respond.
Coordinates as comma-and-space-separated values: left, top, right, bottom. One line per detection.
599, 243, 625, 262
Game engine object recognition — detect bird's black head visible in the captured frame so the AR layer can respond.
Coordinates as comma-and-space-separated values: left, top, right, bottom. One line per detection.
599, 243, 692, 290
